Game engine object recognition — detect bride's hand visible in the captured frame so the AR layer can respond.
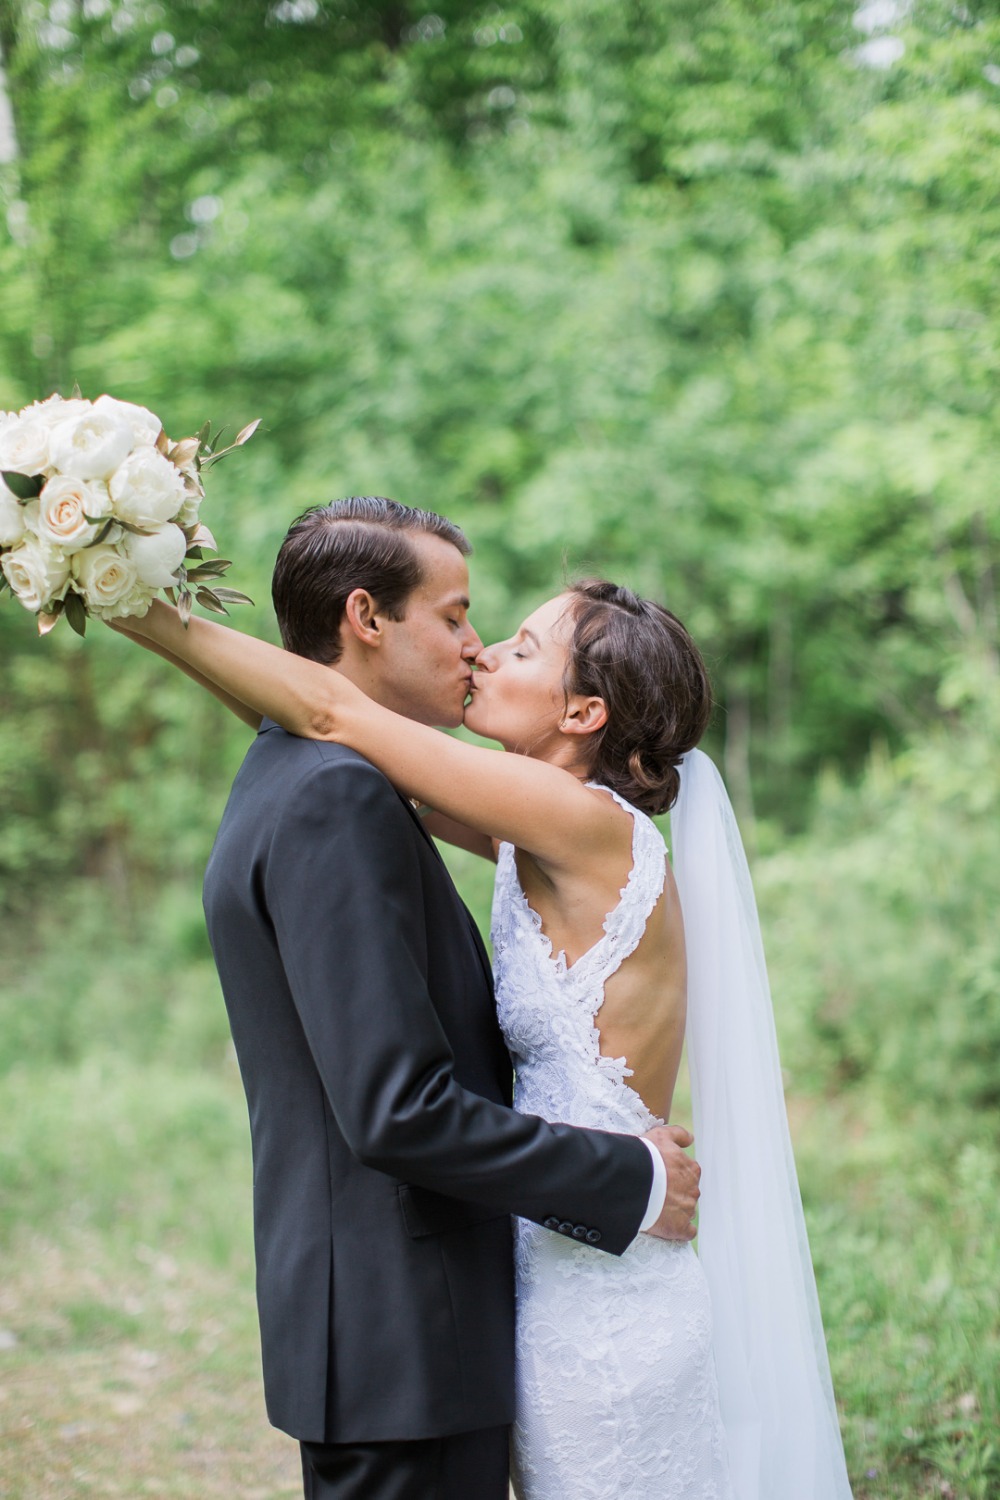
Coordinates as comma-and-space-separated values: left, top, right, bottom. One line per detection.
643, 1124, 701, 1242
106, 597, 176, 639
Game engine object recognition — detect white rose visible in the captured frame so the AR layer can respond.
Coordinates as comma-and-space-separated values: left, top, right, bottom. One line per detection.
102, 584, 156, 622
73, 542, 154, 620
36, 476, 112, 552
49, 405, 135, 482
94, 394, 163, 449
0, 414, 55, 476
123, 522, 187, 587
109, 447, 187, 528
0, 479, 28, 546
1, 536, 71, 612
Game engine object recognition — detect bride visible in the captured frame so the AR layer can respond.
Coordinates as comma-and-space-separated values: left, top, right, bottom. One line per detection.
116, 562, 853, 1499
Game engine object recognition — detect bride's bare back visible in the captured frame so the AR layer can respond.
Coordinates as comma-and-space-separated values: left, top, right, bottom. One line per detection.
513, 795, 687, 1123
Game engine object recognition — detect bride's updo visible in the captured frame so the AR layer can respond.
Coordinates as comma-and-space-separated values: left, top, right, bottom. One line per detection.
563, 580, 712, 815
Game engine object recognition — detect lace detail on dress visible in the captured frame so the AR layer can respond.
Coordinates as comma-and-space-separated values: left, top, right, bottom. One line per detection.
491, 785, 733, 1500
492, 782, 668, 1135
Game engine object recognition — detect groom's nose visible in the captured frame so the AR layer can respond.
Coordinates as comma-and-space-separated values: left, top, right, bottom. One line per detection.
461, 621, 483, 659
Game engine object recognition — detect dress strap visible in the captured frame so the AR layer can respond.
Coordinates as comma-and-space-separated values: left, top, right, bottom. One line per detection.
562, 784, 667, 1000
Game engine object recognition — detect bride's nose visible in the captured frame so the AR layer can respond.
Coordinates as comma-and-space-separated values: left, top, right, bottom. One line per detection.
475, 643, 499, 672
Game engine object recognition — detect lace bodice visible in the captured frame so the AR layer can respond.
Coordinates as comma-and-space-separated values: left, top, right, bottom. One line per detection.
491, 784, 668, 1136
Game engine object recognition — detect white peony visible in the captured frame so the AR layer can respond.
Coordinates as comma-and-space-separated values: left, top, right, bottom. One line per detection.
28, 394, 91, 426
123, 522, 187, 587
0, 479, 28, 546
35, 476, 113, 552
72, 542, 153, 620
49, 405, 135, 482
94, 393, 163, 449
109, 447, 187, 528
0, 414, 56, 476
176, 490, 203, 529
1, 535, 71, 612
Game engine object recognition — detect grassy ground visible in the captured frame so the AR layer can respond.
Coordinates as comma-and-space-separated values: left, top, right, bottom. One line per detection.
0, 1232, 299, 1499
0, 1056, 996, 1499
0, 861, 997, 1498
0, 1056, 300, 1498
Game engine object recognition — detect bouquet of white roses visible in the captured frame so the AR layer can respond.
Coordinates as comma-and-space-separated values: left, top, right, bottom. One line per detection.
0, 391, 258, 636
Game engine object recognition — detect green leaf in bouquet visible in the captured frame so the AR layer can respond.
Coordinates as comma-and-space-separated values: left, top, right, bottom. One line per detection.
115, 518, 161, 537
63, 590, 88, 638
177, 588, 193, 627
200, 417, 259, 468
197, 420, 212, 452
37, 600, 64, 636
168, 437, 201, 470
187, 523, 218, 552
207, 586, 254, 606
3, 472, 43, 501
165, 587, 177, 604
0, 572, 9, 595
84, 517, 117, 546
184, 559, 233, 582
195, 587, 230, 615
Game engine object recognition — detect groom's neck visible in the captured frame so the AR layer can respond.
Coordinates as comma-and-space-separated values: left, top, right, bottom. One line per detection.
328, 654, 422, 722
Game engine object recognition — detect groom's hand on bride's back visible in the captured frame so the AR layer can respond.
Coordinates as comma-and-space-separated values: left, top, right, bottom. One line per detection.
644, 1125, 701, 1242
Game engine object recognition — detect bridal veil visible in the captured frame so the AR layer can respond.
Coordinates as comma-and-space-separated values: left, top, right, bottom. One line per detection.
672, 749, 854, 1500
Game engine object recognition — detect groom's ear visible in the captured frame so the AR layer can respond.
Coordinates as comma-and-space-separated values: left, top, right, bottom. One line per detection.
343, 588, 384, 649
560, 695, 608, 739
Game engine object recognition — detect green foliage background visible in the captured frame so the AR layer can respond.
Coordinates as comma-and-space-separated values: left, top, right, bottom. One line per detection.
0, 2, 998, 1495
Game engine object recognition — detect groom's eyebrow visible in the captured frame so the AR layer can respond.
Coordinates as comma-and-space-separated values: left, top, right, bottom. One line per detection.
442, 592, 471, 611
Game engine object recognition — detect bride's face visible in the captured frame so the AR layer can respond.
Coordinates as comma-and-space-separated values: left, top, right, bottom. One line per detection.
464, 593, 578, 753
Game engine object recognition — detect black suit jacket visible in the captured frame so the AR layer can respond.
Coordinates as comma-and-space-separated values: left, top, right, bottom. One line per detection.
202, 721, 653, 1443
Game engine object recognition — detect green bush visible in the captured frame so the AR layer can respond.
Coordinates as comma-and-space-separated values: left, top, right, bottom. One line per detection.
757, 690, 1000, 1119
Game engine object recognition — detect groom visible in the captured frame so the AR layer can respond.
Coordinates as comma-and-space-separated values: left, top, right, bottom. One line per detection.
202, 496, 700, 1500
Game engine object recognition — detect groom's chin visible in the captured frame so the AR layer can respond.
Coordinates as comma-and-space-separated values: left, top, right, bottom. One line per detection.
423, 703, 464, 730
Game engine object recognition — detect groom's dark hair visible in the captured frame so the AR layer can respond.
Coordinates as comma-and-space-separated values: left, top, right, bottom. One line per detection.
272, 496, 471, 664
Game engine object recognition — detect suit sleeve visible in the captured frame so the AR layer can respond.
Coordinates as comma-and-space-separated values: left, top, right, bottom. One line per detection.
264, 753, 653, 1255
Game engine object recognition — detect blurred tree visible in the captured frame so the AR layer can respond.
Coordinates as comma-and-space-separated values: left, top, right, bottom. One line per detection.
1, 0, 998, 894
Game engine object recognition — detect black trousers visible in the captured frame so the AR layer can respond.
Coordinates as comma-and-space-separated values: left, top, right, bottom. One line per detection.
300, 1425, 509, 1500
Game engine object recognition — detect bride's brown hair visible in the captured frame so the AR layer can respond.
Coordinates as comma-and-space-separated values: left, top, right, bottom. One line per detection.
563, 580, 712, 815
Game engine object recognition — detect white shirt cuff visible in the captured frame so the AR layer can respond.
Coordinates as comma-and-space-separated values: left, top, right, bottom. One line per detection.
638, 1135, 668, 1232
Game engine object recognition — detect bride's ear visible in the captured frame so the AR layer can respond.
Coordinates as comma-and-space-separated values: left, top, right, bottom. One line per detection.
343, 588, 383, 648
560, 695, 608, 739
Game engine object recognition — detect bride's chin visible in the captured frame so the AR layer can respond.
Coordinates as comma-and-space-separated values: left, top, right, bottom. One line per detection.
463, 699, 507, 746
463, 698, 485, 732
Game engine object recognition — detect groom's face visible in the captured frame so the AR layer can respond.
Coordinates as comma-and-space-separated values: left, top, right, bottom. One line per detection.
375, 532, 482, 727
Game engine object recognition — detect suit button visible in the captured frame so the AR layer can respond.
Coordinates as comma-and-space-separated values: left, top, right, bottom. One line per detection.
558, 1221, 574, 1236
572, 1224, 587, 1240
543, 1217, 560, 1231
586, 1229, 602, 1244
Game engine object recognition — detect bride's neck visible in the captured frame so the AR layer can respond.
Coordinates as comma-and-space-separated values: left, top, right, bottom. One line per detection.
523, 737, 593, 785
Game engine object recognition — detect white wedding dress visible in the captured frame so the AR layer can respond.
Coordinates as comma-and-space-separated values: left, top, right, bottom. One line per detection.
491, 761, 854, 1500
491, 784, 734, 1500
